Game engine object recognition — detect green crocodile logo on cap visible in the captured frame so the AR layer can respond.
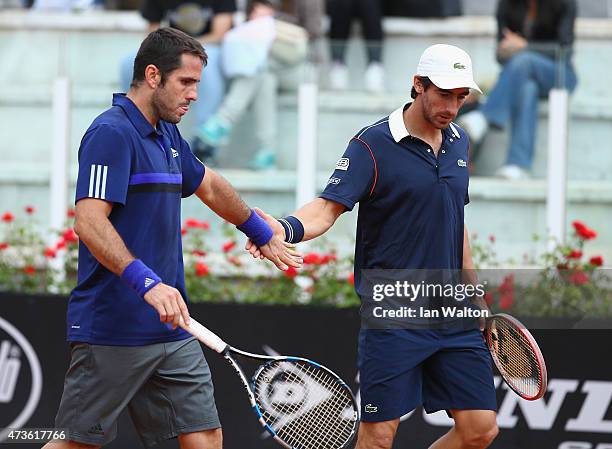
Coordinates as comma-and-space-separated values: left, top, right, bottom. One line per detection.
453, 62, 466, 69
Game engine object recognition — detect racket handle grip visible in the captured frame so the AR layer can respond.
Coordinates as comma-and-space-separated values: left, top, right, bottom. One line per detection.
179, 316, 228, 353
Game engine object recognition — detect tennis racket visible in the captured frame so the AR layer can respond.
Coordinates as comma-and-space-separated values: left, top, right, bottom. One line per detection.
485, 313, 547, 400
179, 316, 359, 449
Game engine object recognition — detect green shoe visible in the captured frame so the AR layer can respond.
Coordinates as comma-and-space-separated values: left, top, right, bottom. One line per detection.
196, 115, 231, 146
249, 149, 276, 170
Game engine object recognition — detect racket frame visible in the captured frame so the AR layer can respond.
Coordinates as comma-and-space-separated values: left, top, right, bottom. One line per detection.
486, 313, 548, 400
180, 317, 359, 449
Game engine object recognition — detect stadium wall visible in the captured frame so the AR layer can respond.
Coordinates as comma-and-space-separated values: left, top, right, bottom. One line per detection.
1, 294, 610, 449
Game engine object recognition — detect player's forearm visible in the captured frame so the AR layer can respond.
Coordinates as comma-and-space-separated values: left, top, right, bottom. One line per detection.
195, 169, 252, 225
462, 224, 478, 285
293, 198, 344, 241
73, 210, 135, 276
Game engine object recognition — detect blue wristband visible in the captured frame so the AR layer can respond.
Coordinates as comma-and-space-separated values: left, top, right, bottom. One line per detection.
121, 259, 162, 298
237, 209, 274, 247
277, 216, 304, 244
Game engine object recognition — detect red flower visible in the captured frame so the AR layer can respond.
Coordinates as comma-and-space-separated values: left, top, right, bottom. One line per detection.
499, 293, 514, 310
284, 266, 298, 278
303, 252, 322, 265
67, 208, 76, 218
589, 255, 604, 267
572, 220, 586, 232
566, 249, 583, 259
320, 253, 338, 265
0, 242, 8, 250
194, 261, 209, 277
348, 272, 355, 285
25, 205, 35, 215
581, 229, 597, 240
572, 221, 597, 240
44, 247, 57, 258
2, 212, 14, 223
192, 249, 207, 257
568, 270, 590, 286
488, 234, 496, 243
222, 241, 237, 253
484, 291, 494, 306
497, 274, 514, 295
181, 228, 187, 236
55, 238, 67, 250
23, 265, 36, 275
63, 229, 78, 244
184, 219, 210, 230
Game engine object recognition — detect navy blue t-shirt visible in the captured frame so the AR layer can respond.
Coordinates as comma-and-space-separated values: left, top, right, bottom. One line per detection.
68, 94, 205, 345
320, 103, 470, 297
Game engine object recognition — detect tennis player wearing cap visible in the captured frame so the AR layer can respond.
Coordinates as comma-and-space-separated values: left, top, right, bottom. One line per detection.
248, 44, 498, 449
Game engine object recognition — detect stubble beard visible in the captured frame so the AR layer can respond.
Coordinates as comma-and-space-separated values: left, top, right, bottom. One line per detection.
152, 87, 181, 125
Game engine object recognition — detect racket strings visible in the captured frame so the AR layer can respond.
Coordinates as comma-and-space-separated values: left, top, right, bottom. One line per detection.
257, 365, 352, 449
262, 362, 353, 449
282, 367, 353, 449
254, 360, 357, 449
491, 318, 542, 397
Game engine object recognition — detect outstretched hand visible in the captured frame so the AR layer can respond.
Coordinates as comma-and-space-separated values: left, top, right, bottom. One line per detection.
246, 208, 302, 271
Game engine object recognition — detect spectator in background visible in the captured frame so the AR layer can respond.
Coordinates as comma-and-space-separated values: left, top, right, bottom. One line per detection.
192, 0, 308, 169
278, 0, 324, 41
328, 0, 385, 92
120, 0, 236, 143
277, 0, 325, 61
459, 0, 577, 180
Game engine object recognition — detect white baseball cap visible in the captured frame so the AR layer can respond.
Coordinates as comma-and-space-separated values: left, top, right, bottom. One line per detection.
416, 44, 482, 93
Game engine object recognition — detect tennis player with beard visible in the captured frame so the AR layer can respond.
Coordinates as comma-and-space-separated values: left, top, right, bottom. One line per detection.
249, 44, 499, 449
44, 28, 300, 449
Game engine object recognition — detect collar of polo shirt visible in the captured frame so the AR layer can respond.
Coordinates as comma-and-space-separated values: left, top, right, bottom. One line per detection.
388, 102, 462, 144
113, 93, 161, 138
388, 103, 411, 143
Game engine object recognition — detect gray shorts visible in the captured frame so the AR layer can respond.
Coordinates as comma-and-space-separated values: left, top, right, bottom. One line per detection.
55, 337, 221, 447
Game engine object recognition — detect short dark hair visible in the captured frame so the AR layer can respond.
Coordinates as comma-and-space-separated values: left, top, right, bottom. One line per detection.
411, 76, 432, 99
131, 27, 208, 87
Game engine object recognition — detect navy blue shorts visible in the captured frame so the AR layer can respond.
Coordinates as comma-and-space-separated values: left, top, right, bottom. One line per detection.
358, 327, 497, 422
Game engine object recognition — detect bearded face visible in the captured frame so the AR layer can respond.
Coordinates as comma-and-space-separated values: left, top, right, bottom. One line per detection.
151, 53, 203, 124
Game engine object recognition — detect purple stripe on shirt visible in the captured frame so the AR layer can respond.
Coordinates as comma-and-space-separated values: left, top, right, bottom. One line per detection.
129, 173, 183, 185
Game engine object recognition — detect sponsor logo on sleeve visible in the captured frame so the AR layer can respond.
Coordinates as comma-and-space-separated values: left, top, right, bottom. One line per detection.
328, 177, 341, 185
457, 159, 467, 167
335, 158, 350, 171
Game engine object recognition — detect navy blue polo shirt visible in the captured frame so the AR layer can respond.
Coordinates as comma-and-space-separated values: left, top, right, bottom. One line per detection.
68, 94, 205, 345
320, 102, 470, 297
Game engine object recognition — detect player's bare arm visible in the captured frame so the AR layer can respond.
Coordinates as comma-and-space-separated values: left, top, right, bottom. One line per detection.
74, 198, 190, 329
294, 198, 347, 240
462, 224, 490, 329
195, 167, 302, 271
